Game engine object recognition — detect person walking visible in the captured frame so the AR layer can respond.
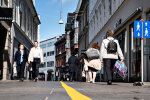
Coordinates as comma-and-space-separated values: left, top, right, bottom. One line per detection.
79, 53, 89, 82
14, 44, 28, 82
68, 52, 79, 82
28, 41, 44, 82
85, 43, 101, 84
100, 30, 124, 85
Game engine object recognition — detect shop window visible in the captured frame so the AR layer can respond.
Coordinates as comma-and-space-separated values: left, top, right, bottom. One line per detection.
116, 30, 125, 54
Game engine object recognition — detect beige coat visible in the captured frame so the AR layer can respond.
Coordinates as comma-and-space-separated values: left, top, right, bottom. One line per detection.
84, 59, 101, 71
28, 47, 44, 63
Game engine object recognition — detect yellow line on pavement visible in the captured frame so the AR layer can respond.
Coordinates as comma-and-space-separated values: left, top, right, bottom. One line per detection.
60, 81, 92, 100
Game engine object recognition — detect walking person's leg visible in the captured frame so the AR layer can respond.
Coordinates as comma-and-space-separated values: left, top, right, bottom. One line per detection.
70, 72, 73, 82
88, 69, 92, 82
32, 62, 35, 80
20, 63, 25, 82
85, 71, 89, 82
92, 71, 96, 83
35, 58, 40, 82
104, 59, 112, 85
17, 65, 21, 79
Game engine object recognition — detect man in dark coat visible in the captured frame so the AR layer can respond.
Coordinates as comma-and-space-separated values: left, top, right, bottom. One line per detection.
14, 44, 28, 82
68, 52, 79, 82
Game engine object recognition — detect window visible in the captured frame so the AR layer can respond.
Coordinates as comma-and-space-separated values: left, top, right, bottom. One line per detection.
47, 52, 50, 56
43, 53, 46, 57
40, 44, 46, 48
47, 61, 54, 67
48, 42, 55, 47
19, 0, 23, 27
40, 62, 46, 68
109, 0, 112, 15
50, 51, 54, 56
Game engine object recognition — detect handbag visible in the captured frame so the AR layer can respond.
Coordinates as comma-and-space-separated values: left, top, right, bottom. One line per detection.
13, 63, 17, 74
86, 48, 100, 60
84, 64, 88, 71
114, 60, 127, 80
28, 63, 33, 71
82, 70, 85, 77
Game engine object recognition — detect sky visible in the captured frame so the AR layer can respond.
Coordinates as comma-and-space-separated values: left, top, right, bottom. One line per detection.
35, 0, 79, 41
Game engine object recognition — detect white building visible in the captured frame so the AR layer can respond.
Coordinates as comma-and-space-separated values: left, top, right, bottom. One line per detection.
39, 37, 57, 81
88, 0, 150, 82
0, 0, 40, 80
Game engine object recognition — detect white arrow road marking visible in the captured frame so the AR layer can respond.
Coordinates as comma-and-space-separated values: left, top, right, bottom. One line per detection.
50, 88, 54, 95
45, 96, 48, 100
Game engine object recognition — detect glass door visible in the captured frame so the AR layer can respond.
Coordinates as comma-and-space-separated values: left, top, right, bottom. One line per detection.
129, 21, 141, 82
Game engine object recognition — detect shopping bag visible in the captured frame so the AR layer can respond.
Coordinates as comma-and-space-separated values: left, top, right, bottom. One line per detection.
114, 60, 127, 80
82, 71, 86, 77
13, 63, 17, 77
84, 63, 88, 71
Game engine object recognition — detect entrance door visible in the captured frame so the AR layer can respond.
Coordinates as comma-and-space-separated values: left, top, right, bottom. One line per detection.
129, 22, 141, 82
0, 24, 7, 80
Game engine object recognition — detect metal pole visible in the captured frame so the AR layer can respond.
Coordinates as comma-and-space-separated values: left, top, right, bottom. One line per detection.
141, 38, 144, 82
141, 19, 144, 83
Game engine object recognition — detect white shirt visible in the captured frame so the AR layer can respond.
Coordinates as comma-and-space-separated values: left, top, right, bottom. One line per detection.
33, 47, 41, 58
100, 37, 124, 61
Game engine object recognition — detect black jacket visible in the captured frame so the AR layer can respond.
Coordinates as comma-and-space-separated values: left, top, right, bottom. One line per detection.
68, 55, 79, 72
14, 50, 28, 65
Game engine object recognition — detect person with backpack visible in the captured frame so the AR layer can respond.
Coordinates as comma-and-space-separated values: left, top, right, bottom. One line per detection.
100, 30, 124, 85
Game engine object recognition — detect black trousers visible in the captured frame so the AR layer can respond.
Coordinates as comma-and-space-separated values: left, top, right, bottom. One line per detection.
103, 59, 116, 81
32, 58, 40, 79
70, 72, 77, 81
17, 62, 25, 79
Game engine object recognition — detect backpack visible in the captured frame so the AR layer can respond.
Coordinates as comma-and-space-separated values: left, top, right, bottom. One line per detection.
107, 39, 117, 54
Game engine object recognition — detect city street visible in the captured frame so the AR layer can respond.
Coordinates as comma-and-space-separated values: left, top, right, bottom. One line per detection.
0, 81, 150, 100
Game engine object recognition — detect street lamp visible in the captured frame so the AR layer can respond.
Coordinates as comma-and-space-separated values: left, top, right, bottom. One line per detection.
59, 0, 63, 24
59, 16, 63, 24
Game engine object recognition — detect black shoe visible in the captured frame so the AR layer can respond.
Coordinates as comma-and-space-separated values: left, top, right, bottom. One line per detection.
19, 78, 24, 82
107, 81, 112, 85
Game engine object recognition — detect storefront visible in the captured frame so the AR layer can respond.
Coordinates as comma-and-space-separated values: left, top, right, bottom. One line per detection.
0, 7, 12, 80
114, 9, 150, 82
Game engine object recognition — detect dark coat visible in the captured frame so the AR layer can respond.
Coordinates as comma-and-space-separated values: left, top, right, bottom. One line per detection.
14, 50, 28, 71
68, 55, 79, 72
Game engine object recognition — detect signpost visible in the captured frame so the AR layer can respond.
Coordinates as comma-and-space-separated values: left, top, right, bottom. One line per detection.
134, 19, 150, 83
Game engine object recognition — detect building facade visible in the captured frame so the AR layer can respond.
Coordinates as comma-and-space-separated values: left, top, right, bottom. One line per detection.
39, 37, 57, 81
76, 0, 89, 56
65, 13, 79, 63
0, 0, 40, 80
0, 0, 13, 80
88, 0, 150, 82
55, 34, 67, 81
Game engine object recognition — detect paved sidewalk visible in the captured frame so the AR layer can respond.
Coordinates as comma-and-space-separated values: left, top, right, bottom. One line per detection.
0, 81, 149, 100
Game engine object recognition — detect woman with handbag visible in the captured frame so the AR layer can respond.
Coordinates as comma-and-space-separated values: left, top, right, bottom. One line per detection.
85, 43, 101, 83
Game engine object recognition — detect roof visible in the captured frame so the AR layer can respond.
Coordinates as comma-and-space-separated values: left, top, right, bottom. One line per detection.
40, 37, 56, 43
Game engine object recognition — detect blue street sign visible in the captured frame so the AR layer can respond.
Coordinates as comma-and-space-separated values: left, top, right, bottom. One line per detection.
134, 21, 142, 38
143, 21, 150, 38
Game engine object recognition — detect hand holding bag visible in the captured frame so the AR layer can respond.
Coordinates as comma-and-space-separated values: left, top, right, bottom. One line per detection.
114, 60, 127, 80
